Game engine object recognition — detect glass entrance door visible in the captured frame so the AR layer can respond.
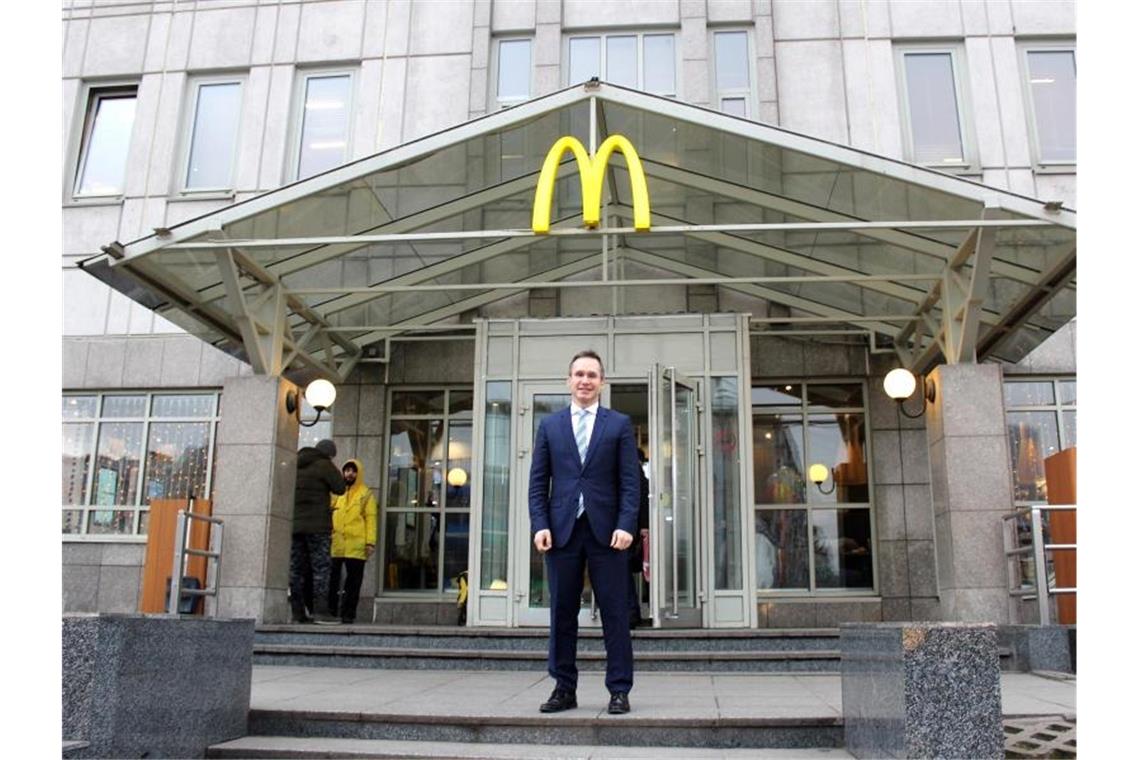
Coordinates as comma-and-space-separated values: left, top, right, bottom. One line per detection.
649, 365, 702, 627
515, 383, 598, 627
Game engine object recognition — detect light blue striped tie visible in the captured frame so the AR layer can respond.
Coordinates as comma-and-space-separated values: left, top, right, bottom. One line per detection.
575, 409, 589, 518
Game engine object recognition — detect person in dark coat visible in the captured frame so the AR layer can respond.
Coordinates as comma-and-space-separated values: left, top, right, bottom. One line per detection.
289, 438, 346, 623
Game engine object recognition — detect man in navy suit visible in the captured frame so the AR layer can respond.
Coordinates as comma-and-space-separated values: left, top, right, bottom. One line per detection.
529, 349, 640, 715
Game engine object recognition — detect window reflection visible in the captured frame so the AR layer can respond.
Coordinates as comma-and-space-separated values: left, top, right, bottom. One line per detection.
143, 422, 210, 501
383, 512, 439, 591
812, 509, 873, 589
753, 414, 805, 504
756, 510, 809, 589
1007, 411, 1060, 501
480, 383, 511, 590
807, 413, 867, 504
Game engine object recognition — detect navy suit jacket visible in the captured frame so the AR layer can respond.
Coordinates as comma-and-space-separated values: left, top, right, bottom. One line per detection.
528, 405, 641, 548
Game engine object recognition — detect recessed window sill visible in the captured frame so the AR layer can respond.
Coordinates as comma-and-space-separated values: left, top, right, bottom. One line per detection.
170, 190, 237, 203
1034, 164, 1076, 176
65, 195, 125, 209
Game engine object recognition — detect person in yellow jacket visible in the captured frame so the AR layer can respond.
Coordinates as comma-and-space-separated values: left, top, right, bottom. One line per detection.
327, 458, 377, 624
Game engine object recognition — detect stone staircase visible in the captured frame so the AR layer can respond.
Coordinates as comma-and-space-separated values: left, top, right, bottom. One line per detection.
252, 624, 845, 673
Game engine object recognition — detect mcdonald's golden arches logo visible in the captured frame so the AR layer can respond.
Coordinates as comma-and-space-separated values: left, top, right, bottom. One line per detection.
531, 135, 651, 234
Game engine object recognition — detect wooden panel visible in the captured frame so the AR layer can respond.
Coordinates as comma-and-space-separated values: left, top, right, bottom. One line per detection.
139, 498, 213, 614
1044, 448, 1076, 625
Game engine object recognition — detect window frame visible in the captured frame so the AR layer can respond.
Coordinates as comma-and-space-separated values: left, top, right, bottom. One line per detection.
894, 43, 977, 173
62, 390, 222, 541
710, 28, 756, 118
750, 379, 877, 597
71, 82, 140, 200
287, 67, 357, 183
1017, 41, 1076, 171
176, 73, 246, 195
563, 30, 680, 97
490, 36, 534, 110
380, 386, 474, 599
1003, 376, 1076, 506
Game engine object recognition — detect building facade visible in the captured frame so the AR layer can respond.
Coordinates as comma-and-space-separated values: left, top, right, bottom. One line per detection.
62, 0, 1076, 628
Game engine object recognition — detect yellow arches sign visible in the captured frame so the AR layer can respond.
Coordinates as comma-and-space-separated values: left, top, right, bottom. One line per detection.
531, 135, 651, 234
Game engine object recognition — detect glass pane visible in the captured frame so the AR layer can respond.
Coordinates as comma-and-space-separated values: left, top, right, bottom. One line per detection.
139, 510, 150, 535
391, 391, 446, 415
606, 36, 637, 88
298, 418, 331, 450
449, 391, 474, 418
93, 421, 143, 505
568, 37, 600, 84
63, 396, 97, 419
673, 383, 697, 607
76, 92, 137, 195
903, 52, 964, 163
1027, 50, 1076, 162
753, 414, 805, 504
387, 419, 444, 509
812, 509, 874, 589
721, 97, 747, 116
297, 74, 350, 180
497, 39, 531, 101
383, 512, 439, 590
807, 413, 867, 504
1062, 410, 1076, 450
102, 395, 146, 418
443, 513, 470, 592
63, 423, 94, 504
185, 81, 241, 189
752, 384, 801, 406
711, 378, 742, 589
63, 510, 84, 534
643, 34, 675, 94
756, 509, 809, 589
151, 394, 215, 418
1004, 381, 1055, 407
1007, 411, 1061, 501
806, 384, 864, 408
87, 509, 135, 535
1057, 380, 1076, 406
144, 422, 210, 502
715, 31, 749, 89
530, 392, 573, 611
444, 421, 472, 510
480, 382, 512, 590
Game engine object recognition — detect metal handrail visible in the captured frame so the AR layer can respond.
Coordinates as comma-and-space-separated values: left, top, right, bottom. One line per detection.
168, 495, 225, 615
1001, 504, 1075, 625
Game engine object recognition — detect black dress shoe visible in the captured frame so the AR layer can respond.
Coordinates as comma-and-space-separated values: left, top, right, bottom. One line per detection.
539, 688, 577, 713
608, 692, 630, 714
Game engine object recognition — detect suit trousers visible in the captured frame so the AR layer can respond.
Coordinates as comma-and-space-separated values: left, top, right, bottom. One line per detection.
545, 513, 634, 695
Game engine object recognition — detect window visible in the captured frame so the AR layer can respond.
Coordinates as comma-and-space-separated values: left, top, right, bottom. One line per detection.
713, 30, 751, 117
1022, 46, 1076, 165
566, 32, 676, 96
182, 78, 243, 191
1004, 378, 1076, 503
897, 47, 971, 167
74, 86, 138, 197
494, 38, 532, 108
63, 392, 221, 536
293, 71, 353, 181
752, 382, 873, 593
382, 389, 473, 595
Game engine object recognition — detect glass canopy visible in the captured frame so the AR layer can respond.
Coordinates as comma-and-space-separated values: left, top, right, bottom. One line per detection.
81, 82, 1075, 379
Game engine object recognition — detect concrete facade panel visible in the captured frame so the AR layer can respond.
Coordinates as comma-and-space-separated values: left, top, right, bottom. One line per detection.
410, 0, 475, 54
145, 73, 185, 197
816, 600, 881, 626
266, 515, 294, 588
562, 0, 679, 29
187, 6, 257, 70
63, 341, 89, 389
472, 0, 493, 27
887, 0, 963, 38
491, 0, 537, 32
773, 41, 849, 143
871, 430, 901, 485
257, 65, 295, 189
905, 540, 938, 596
197, 345, 246, 389
899, 429, 930, 483
682, 60, 710, 106
296, 0, 365, 62
84, 339, 126, 387
681, 16, 707, 61
535, 0, 561, 23
945, 511, 1005, 588
123, 338, 165, 387
217, 514, 270, 587
1033, 173, 1076, 209
405, 57, 469, 142
838, 0, 890, 37
63, 270, 109, 338
903, 484, 934, 540
100, 543, 146, 567
772, 0, 839, 40
353, 59, 386, 160
876, 539, 909, 596
63, 18, 89, 78
943, 435, 1012, 511
233, 67, 272, 190
875, 484, 906, 541
96, 565, 142, 613
82, 14, 149, 76
159, 336, 204, 386
63, 564, 100, 613
1006, 320, 1076, 374
881, 597, 911, 621
767, 601, 817, 628
212, 444, 276, 516
708, 0, 753, 23
534, 23, 561, 67
1009, 1, 1075, 35
272, 1, 301, 62
931, 363, 1007, 439
864, 40, 905, 158
331, 382, 361, 437
933, 510, 954, 592
357, 384, 387, 436
963, 39, 1004, 169
751, 336, 805, 377
947, 587, 1009, 624
361, 0, 390, 58
251, 5, 279, 64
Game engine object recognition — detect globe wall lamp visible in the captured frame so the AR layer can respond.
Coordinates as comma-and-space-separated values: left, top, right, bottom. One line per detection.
447, 467, 468, 488
808, 463, 836, 495
285, 378, 337, 427
883, 367, 935, 419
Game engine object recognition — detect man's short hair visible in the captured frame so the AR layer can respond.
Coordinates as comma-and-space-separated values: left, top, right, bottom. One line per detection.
568, 349, 605, 378
343, 462, 358, 473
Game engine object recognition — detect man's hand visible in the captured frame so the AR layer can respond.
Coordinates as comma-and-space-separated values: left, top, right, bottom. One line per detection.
610, 529, 633, 550
365, 544, 375, 559
534, 529, 552, 553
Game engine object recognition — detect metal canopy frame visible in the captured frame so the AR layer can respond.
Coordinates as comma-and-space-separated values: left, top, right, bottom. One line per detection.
81, 81, 1076, 380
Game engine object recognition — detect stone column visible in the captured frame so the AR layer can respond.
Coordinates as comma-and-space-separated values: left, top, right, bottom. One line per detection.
212, 375, 300, 622
926, 364, 1013, 623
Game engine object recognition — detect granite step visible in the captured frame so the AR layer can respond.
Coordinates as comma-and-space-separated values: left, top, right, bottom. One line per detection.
207, 735, 851, 758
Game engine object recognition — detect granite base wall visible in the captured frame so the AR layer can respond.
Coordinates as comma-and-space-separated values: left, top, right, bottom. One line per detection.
998, 624, 1075, 673
62, 614, 254, 759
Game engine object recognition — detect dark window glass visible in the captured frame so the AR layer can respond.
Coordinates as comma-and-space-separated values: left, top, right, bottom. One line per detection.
812, 509, 873, 589
383, 512, 439, 591
751, 384, 800, 406
391, 391, 446, 415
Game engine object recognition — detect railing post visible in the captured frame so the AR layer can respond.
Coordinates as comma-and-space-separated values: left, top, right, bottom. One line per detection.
168, 510, 188, 615
1030, 507, 1050, 626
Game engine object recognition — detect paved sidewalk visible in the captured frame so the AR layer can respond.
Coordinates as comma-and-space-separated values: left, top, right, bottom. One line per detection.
251, 666, 1075, 721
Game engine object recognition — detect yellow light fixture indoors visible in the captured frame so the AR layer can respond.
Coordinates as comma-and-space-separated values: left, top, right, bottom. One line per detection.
808, 463, 835, 495
447, 467, 468, 488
